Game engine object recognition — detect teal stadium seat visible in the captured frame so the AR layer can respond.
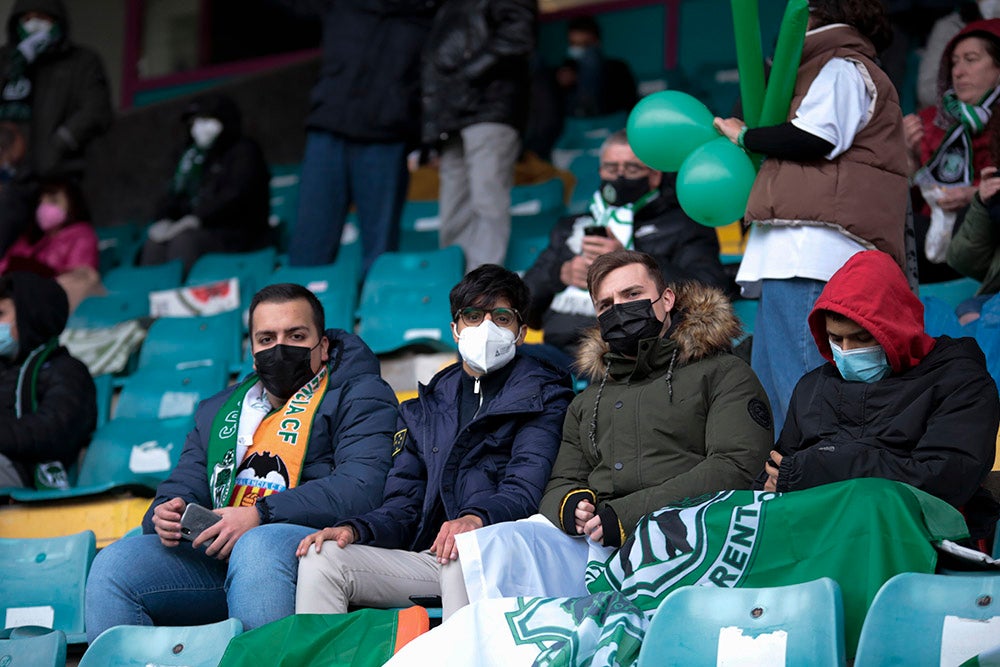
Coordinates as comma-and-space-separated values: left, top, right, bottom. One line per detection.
270, 258, 360, 332
68, 292, 150, 329
79, 619, 243, 667
137, 312, 242, 372
732, 298, 758, 337
0, 531, 96, 644
567, 152, 601, 215
93, 373, 113, 428
918, 277, 980, 310
0, 628, 67, 666
553, 112, 628, 152
114, 365, 228, 421
102, 259, 184, 296
10, 416, 192, 502
399, 200, 441, 253
637, 578, 846, 667
269, 164, 301, 254
186, 247, 278, 310
855, 573, 1000, 666
506, 178, 566, 273
95, 223, 143, 274
357, 247, 464, 354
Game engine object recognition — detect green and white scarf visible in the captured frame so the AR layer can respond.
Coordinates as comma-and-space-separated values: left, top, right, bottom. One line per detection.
917, 86, 1000, 187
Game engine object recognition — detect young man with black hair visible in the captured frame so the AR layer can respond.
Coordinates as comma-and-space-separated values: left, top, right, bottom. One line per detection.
0, 271, 95, 488
295, 264, 573, 619
86, 283, 398, 638
455, 250, 772, 601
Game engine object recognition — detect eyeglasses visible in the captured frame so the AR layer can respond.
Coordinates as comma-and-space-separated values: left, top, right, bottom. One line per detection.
454, 307, 520, 328
599, 161, 650, 178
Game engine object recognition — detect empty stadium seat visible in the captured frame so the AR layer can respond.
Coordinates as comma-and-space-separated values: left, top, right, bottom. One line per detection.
270, 259, 360, 332
854, 573, 1000, 666
732, 298, 758, 337
269, 163, 301, 253
186, 247, 278, 308
637, 578, 846, 667
10, 417, 192, 502
68, 292, 150, 329
93, 373, 113, 428
399, 200, 441, 253
102, 259, 184, 296
358, 288, 457, 355
79, 618, 243, 667
510, 178, 565, 215
918, 277, 981, 310
360, 246, 464, 308
114, 365, 228, 421
0, 628, 67, 666
96, 223, 144, 274
566, 152, 601, 214
505, 178, 566, 273
0, 531, 96, 644
137, 312, 242, 372
553, 112, 628, 152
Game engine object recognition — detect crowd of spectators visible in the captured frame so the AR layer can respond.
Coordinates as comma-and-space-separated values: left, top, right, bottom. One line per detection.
1, 0, 1000, 658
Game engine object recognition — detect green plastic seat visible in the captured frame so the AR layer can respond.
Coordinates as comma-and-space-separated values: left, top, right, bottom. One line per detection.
270, 258, 360, 332
567, 152, 601, 214
68, 292, 149, 329
918, 277, 981, 310
637, 578, 846, 667
399, 200, 441, 253
114, 365, 228, 421
103, 259, 184, 296
855, 573, 1000, 666
93, 373, 113, 428
96, 223, 143, 273
360, 246, 464, 309
186, 247, 278, 310
358, 287, 457, 355
731, 298, 758, 337
269, 163, 301, 253
10, 417, 192, 502
0, 531, 96, 644
79, 618, 243, 667
505, 211, 561, 274
553, 112, 628, 151
0, 628, 67, 666
137, 312, 241, 372
510, 178, 565, 215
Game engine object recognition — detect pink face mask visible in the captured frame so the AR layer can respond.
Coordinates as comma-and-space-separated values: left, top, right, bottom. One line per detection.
36, 202, 67, 232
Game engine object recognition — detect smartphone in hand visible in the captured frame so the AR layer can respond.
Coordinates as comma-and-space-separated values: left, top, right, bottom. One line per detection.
583, 225, 609, 238
180, 503, 222, 545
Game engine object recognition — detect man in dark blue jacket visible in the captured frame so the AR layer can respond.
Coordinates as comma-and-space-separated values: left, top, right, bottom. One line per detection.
295, 265, 573, 619
85, 284, 398, 639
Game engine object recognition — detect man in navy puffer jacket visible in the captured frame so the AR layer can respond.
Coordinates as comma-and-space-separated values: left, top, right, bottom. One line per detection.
295, 265, 573, 619
86, 284, 397, 638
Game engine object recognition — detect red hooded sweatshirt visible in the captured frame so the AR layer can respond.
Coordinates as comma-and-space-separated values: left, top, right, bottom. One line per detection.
808, 250, 936, 375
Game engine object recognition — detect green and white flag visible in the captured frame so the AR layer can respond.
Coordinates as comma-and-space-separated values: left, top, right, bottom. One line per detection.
393, 479, 970, 666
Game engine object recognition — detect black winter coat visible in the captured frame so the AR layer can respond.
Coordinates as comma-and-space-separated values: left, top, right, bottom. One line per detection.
421, 0, 536, 143
523, 182, 728, 352
758, 336, 998, 509
0, 0, 112, 179
277, 0, 439, 144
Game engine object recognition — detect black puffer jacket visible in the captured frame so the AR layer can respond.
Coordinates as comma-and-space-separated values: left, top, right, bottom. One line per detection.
0, 0, 112, 179
277, 0, 439, 144
157, 94, 271, 238
523, 179, 728, 352
0, 272, 96, 485
421, 0, 536, 143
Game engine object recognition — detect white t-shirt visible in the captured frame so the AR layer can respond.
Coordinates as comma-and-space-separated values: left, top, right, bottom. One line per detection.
738, 36, 875, 295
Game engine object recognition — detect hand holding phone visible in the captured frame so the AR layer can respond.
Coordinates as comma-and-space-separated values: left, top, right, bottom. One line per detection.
180, 503, 222, 546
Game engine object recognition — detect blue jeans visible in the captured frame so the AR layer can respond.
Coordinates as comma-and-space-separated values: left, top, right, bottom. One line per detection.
288, 131, 408, 274
85, 523, 313, 642
751, 278, 828, 437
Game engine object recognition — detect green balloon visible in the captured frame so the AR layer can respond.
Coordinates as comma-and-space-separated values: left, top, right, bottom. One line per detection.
676, 138, 758, 227
626, 91, 718, 172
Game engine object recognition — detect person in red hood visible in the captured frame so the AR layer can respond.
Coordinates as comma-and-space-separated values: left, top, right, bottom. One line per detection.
755, 250, 999, 540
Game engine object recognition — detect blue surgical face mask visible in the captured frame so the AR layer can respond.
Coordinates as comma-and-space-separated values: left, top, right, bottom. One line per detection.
0, 322, 18, 358
830, 341, 891, 383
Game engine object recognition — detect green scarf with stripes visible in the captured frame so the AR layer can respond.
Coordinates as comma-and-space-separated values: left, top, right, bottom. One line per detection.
917, 86, 1000, 187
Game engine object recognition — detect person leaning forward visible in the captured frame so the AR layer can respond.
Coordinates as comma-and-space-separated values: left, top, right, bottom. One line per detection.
85, 283, 398, 639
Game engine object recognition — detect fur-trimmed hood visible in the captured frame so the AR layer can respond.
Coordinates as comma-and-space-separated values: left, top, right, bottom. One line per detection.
574, 282, 741, 381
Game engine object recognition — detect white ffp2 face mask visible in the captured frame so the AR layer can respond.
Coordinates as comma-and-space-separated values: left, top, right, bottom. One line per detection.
455, 320, 517, 375
190, 117, 223, 149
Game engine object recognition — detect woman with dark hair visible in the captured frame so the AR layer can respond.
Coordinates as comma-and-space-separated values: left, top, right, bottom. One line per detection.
0, 176, 101, 309
905, 19, 1000, 282
712, 0, 907, 433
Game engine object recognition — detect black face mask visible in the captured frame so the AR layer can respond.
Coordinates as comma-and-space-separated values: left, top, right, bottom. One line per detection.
600, 176, 651, 206
254, 343, 318, 400
597, 297, 663, 356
